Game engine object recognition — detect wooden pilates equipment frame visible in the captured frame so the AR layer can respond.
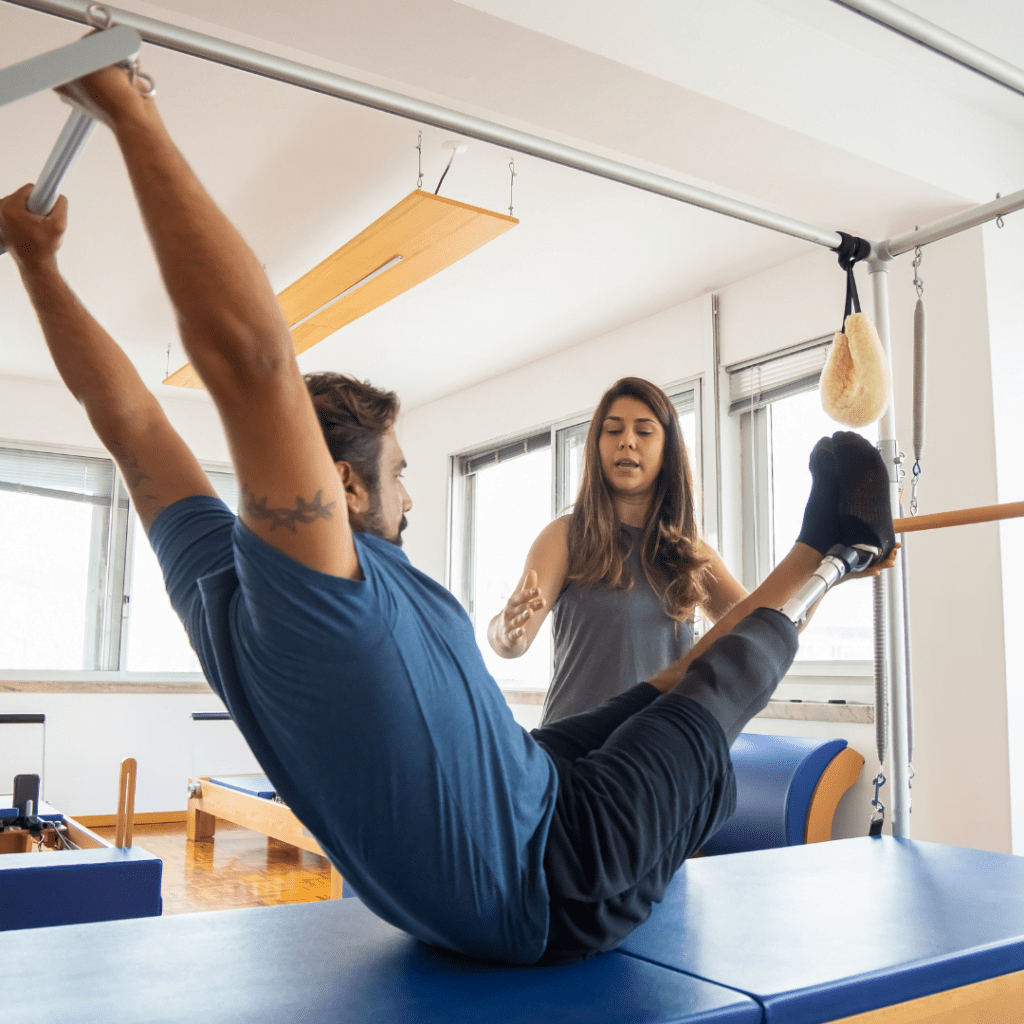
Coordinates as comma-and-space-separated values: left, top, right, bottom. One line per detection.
0, 756, 137, 854
186, 776, 344, 899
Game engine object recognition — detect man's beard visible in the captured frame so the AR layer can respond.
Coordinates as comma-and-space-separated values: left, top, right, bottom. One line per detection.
355, 493, 407, 547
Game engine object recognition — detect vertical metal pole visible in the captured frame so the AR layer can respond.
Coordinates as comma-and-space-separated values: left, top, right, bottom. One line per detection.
867, 256, 912, 837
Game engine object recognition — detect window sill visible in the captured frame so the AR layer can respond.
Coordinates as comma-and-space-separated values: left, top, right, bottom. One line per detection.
0, 672, 213, 695
756, 699, 874, 724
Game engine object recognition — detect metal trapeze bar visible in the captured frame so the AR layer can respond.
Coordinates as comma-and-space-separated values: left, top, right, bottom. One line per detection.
0, 25, 141, 256
2, 0, 844, 249
830, 0, 1024, 99
0, 22, 140, 107
880, 188, 1024, 258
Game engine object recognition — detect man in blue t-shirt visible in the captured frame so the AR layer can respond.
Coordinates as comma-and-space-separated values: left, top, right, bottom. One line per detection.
1, 63, 894, 964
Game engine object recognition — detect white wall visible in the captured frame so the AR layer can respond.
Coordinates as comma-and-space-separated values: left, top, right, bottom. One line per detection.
401, 300, 707, 585
403, 227, 1017, 854
0, 374, 230, 464
981, 218, 1024, 855
0, 690, 265, 816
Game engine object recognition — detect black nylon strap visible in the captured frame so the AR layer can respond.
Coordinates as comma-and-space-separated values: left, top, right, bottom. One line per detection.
833, 231, 871, 325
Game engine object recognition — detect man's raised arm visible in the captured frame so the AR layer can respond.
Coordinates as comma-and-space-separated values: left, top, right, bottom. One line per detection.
0, 185, 214, 530
54, 65, 359, 579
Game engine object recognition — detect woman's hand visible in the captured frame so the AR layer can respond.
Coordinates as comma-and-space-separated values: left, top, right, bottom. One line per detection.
487, 569, 546, 658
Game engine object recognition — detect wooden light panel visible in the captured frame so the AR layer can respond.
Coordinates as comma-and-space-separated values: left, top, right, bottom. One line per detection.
163, 190, 518, 389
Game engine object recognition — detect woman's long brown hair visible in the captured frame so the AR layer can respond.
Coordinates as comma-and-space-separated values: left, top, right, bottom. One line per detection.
566, 377, 709, 621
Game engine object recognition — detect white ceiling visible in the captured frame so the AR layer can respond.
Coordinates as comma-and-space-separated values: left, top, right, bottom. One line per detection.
1, 0, 1022, 411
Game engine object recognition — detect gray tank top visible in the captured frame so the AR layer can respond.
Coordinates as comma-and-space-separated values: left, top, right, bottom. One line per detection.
542, 523, 695, 725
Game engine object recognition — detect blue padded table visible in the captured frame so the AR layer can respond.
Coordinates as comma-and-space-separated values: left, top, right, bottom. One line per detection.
619, 836, 1024, 1023
0, 845, 162, 931
0, 894, 760, 1024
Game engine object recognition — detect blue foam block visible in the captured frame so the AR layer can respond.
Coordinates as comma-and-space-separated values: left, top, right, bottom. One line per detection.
0, 847, 162, 931
620, 836, 1024, 1023
208, 774, 277, 799
701, 734, 846, 855
0, 897, 761, 1023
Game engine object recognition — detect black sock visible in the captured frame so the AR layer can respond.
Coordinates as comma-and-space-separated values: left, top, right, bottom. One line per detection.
832, 431, 896, 557
796, 436, 840, 556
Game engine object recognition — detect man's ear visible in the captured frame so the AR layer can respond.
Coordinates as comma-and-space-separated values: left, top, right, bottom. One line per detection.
336, 461, 370, 517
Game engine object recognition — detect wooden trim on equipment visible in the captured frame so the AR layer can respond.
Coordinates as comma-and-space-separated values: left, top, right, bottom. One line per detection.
827, 966, 1024, 1023
804, 747, 865, 844
187, 778, 332, 861
893, 500, 1024, 535
60, 813, 113, 850
74, 811, 187, 827
115, 757, 137, 849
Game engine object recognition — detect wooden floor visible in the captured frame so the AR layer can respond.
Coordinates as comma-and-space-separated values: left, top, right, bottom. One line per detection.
92, 819, 333, 915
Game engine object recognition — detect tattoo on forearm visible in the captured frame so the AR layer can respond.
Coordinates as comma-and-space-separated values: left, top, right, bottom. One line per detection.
116, 451, 151, 490
109, 446, 165, 531
242, 486, 336, 533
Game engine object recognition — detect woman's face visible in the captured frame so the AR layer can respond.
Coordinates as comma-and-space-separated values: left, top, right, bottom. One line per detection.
598, 396, 666, 501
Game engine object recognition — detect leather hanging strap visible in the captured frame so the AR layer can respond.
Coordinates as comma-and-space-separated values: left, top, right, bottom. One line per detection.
833, 232, 872, 323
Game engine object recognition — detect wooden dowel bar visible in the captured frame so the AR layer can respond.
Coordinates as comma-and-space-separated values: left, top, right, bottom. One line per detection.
893, 501, 1024, 535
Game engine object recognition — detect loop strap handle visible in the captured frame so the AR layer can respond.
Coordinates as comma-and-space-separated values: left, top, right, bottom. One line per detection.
833, 232, 871, 324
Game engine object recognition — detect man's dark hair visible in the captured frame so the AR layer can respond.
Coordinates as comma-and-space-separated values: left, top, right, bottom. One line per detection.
304, 372, 400, 491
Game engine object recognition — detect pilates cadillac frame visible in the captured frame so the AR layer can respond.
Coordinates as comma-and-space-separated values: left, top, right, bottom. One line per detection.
6, 0, 1024, 838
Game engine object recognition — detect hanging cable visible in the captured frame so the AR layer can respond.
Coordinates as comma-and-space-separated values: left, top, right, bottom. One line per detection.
415, 131, 423, 190
508, 157, 517, 217
434, 149, 456, 195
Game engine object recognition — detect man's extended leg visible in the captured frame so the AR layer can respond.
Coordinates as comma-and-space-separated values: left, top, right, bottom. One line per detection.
538, 432, 895, 962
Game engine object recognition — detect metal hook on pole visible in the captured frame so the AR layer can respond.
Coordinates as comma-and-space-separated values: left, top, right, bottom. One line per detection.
509, 156, 517, 217
995, 194, 1005, 229
415, 131, 423, 190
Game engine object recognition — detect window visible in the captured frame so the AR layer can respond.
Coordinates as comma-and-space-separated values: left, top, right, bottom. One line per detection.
123, 471, 239, 672
0, 442, 236, 675
0, 447, 123, 671
451, 381, 702, 692
456, 433, 553, 690
732, 340, 876, 662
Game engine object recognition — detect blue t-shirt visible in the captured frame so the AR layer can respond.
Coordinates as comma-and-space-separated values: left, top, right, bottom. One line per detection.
150, 496, 558, 963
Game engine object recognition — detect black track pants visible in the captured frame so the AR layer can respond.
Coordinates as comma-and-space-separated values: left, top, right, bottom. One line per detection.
532, 608, 798, 961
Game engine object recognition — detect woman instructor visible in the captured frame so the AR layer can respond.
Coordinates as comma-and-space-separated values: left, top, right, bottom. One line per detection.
488, 377, 747, 724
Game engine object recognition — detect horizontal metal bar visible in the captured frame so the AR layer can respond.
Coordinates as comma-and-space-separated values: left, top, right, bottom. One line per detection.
0, 713, 45, 724
831, 0, 1024, 97
5, 0, 844, 249
0, 23, 140, 107
880, 187, 1024, 257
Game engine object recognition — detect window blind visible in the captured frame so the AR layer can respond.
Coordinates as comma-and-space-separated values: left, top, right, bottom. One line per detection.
0, 446, 114, 506
459, 431, 551, 476
728, 337, 831, 415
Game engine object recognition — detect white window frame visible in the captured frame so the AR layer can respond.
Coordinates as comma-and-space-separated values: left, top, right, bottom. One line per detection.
0, 437, 236, 684
729, 343, 874, 685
